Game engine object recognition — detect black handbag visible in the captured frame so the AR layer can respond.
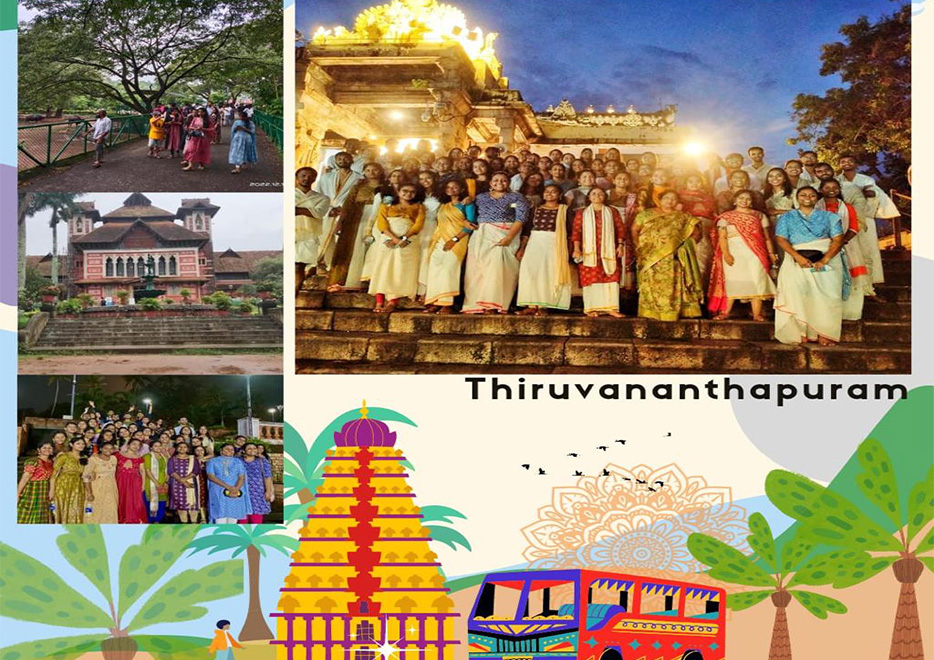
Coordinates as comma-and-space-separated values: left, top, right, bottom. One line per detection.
189, 130, 204, 138
797, 249, 825, 261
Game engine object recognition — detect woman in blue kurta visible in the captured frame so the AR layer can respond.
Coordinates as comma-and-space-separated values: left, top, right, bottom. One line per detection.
205, 444, 252, 523
773, 186, 848, 345
228, 110, 258, 174
240, 443, 273, 524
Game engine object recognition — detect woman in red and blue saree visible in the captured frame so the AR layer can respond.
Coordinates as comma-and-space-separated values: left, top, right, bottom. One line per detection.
168, 441, 202, 523
239, 444, 274, 524
517, 185, 572, 315
17, 440, 54, 524
572, 187, 627, 317
206, 444, 252, 524
816, 178, 868, 321
423, 179, 476, 313
773, 186, 848, 345
632, 191, 705, 321
707, 191, 778, 321
678, 172, 717, 288
462, 172, 530, 314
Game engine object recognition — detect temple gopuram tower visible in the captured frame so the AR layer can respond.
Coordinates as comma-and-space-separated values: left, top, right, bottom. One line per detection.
273, 405, 458, 660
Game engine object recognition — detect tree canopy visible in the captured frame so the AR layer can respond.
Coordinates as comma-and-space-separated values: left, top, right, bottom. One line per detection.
789, 3, 910, 189
19, 0, 282, 114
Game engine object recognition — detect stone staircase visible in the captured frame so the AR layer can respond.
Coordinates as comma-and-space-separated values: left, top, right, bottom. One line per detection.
31, 315, 283, 352
295, 251, 911, 374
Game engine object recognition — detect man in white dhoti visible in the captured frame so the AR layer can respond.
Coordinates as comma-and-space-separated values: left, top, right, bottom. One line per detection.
295, 167, 331, 294
836, 154, 900, 286
316, 152, 363, 272
773, 187, 848, 346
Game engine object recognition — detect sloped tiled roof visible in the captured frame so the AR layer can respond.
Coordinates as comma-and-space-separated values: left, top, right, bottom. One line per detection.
101, 193, 176, 221
72, 220, 207, 245
214, 249, 280, 273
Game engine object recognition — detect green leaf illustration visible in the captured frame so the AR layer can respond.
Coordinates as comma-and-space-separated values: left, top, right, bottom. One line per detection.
0, 635, 106, 660
423, 525, 472, 551
789, 590, 848, 619
726, 590, 772, 611
118, 526, 200, 619
55, 526, 113, 605
917, 526, 934, 554
765, 470, 903, 552
919, 556, 934, 574
906, 466, 933, 545
132, 635, 212, 660
420, 505, 468, 525
780, 528, 815, 574
687, 533, 775, 587
788, 550, 895, 588
747, 513, 777, 572
0, 543, 112, 628
855, 438, 903, 530
126, 560, 243, 632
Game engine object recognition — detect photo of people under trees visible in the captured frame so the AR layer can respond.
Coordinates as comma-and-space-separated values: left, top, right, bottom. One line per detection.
17, 0, 283, 193
16, 375, 284, 525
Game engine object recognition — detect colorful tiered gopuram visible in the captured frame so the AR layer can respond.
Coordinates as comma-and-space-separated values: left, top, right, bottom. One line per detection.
273, 405, 458, 660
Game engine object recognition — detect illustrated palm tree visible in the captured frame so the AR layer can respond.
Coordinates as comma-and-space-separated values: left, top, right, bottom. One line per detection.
688, 513, 848, 660
0, 525, 242, 660
187, 525, 298, 642
284, 409, 471, 551
766, 438, 934, 660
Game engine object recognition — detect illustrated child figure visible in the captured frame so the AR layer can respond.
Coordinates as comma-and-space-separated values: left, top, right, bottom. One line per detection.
208, 620, 243, 659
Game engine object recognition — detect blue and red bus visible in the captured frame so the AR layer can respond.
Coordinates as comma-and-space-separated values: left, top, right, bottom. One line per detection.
467, 570, 725, 660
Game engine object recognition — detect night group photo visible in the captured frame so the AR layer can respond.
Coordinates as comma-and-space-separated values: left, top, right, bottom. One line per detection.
16, 375, 284, 525
294, 0, 911, 375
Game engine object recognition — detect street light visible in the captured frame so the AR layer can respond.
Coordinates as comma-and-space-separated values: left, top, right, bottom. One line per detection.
142, 398, 153, 414
268, 407, 277, 422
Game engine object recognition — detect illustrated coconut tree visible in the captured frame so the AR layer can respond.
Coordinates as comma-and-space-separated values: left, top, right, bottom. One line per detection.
187, 525, 298, 642
688, 513, 848, 660
0, 525, 242, 660
765, 438, 934, 660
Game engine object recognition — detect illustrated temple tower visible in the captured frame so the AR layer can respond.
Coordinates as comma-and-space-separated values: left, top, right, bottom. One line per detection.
273, 405, 458, 660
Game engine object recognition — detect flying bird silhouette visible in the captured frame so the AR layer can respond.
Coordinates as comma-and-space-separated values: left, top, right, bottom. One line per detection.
601, 468, 611, 477
521, 464, 530, 470
615, 439, 627, 445
538, 468, 546, 475
622, 477, 632, 481
636, 479, 647, 484
664, 432, 672, 437
596, 446, 608, 451
647, 487, 658, 492
567, 453, 579, 458
573, 470, 583, 476
654, 481, 665, 486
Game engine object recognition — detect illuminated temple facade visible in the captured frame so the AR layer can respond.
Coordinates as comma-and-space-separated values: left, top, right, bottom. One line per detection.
273, 406, 458, 660
296, 0, 694, 167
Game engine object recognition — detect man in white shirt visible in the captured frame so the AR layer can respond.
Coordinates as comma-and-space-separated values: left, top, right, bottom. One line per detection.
85, 109, 112, 168
714, 153, 760, 194
798, 150, 820, 183
741, 146, 775, 191
295, 166, 331, 292
315, 152, 363, 270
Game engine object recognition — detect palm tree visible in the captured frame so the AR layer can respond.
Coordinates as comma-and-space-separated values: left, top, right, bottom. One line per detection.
0, 526, 242, 660
766, 438, 934, 660
688, 513, 848, 660
23, 194, 82, 288
187, 525, 298, 642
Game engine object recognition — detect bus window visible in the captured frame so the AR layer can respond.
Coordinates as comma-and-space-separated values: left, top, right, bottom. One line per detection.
639, 583, 681, 617
584, 578, 634, 630
524, 580, 576, 619
683, 588, 721, 620
473, 580, 524, 620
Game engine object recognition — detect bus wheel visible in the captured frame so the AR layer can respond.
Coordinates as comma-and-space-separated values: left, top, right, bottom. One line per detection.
599, 649, 623, 660
681, 652, 704, 660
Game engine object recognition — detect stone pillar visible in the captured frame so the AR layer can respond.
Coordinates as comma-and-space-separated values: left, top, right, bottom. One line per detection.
495, 115, 516, 151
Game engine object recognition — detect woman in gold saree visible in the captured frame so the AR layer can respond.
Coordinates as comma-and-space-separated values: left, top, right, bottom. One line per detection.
423, 179, 476, 313
632, 190, 705, 321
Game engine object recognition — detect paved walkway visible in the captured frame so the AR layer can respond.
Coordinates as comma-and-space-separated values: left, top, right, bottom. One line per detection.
18, 353, 283, 375
19, 130, 283, 193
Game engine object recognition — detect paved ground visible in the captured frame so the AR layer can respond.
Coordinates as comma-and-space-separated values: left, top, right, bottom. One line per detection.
18, 353, 283, 375
19, 130, 283, 193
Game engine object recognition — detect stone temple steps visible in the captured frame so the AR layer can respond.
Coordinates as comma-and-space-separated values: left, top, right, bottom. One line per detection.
295, 251, 912, 374
32, 315, 283, 351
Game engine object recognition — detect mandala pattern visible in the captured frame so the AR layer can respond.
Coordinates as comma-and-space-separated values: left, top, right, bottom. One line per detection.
521, 463, 749, 576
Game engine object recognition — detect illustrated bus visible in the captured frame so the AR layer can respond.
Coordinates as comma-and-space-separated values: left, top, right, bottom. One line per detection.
467, 569, 725, 660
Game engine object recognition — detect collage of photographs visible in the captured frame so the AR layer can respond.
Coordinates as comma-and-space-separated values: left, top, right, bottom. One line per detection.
1, 1, 931, 660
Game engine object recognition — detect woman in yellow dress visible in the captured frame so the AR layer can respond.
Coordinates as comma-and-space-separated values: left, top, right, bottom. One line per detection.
82, 441, 119, 524
632, 190, 705, 321
50, 438, 87, 524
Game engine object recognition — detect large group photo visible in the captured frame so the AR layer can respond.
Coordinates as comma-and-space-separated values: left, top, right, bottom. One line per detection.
16, 0, 283, 193
16, 375, 284, 525
294, 0, 911, 375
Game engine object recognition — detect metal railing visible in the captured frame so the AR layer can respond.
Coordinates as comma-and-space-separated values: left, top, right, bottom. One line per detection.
254, 110, 283, 152
17, 115, 149, 171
